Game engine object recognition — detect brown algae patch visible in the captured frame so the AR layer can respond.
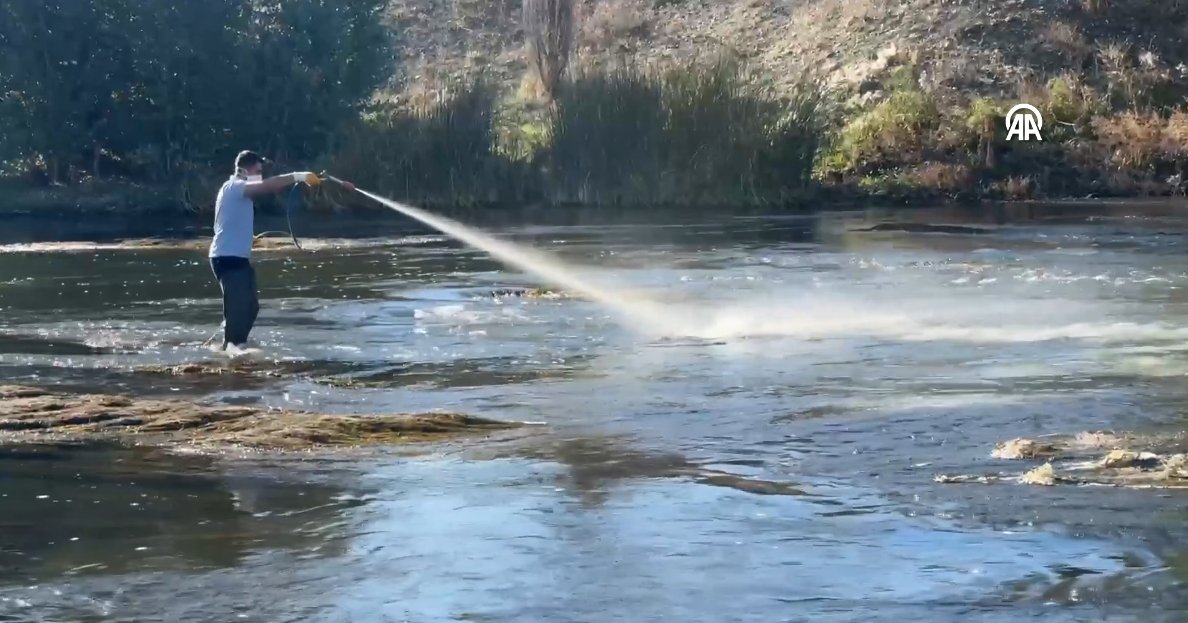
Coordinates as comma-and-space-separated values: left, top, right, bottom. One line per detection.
486, 288, 575, 301
0, 385, 520, 451
133, 358, 379, 385
121, 234, 298, 251
0, 234, 327, 254
133, 357, 592, 394
137, 359, 327, 379
937, 431, 1188, 489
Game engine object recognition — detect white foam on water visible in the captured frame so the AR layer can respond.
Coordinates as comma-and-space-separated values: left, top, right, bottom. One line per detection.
412, 304, 532, 326
677, 297, 1188, 345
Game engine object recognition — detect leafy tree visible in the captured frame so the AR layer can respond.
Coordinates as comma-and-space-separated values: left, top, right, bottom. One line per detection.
0, 0, 394, 184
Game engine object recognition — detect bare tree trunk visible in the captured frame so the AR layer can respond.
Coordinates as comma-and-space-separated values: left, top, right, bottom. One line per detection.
981, 117, 996, 169
523, 0, 574, 100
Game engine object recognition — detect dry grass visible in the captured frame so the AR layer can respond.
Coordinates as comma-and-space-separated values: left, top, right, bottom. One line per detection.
1002, 176, 1036, 200
581, 0, 651, 49
1091, 110, 1188, 171
1013, 72, 1103, 131
1041, 21, 1091, 66
901, 162, 975, 192
925, 52, 981, 90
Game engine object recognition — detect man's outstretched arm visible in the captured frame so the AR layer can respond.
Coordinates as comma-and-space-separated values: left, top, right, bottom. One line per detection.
243, 172, 320, 199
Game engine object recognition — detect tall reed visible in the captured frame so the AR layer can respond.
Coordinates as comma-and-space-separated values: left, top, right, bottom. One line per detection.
545, 59, 828, 206
325, 62, 829, 210
329, 79, 529, 208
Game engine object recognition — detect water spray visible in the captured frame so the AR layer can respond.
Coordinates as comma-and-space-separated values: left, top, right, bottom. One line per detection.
319, 174, 673, 334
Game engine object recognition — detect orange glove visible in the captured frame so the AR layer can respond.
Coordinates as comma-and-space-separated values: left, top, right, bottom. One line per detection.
290, 171, 321, 186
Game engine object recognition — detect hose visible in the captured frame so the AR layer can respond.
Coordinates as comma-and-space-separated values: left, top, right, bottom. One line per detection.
253, 183, 306, 250
284, 182, 303, 250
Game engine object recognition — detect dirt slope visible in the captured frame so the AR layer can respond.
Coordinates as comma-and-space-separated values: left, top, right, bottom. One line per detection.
386, 0, 1188, 102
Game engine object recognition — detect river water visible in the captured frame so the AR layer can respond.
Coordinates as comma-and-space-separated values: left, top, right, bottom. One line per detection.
1, 203, 1187, 622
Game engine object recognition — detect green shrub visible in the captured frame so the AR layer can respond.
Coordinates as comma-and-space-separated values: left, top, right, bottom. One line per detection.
821, 86, 939, 176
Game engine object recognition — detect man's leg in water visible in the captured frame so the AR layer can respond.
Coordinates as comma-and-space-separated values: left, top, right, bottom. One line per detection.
211, 258, 259, 348
246, 262, 260, 341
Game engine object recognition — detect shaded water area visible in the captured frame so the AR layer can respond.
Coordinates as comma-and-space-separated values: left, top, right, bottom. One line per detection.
3, 202, 1188, 621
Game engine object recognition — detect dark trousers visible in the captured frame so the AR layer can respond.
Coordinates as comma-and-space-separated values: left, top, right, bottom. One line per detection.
210, 256, 259, 347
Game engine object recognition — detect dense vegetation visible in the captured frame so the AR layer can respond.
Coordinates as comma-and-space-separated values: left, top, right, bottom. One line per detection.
338, 61, 826, 210
3, 0, 1188, 215
0, 0, 826, 213
819, 60, 1188, 202
0, 1, 391, 190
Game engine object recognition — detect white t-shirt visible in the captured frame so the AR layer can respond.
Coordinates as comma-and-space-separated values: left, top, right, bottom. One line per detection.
209, 176, 254, 258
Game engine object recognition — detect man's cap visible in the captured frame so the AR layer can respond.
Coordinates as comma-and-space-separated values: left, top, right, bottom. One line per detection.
234, 150, 267, 170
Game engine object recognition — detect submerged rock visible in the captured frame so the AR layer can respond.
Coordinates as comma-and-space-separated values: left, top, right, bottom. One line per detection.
0, 333, 128, 356
0, 385, 520, 451
991, 437, 1061, 460
1019, 462, 1059, 486
933, 473, 1002, 484
852, 222, 993, 235
940, 430, 1188, 490
1071, 430, 1129, 449
1163, 454, 1188, 479
1099, 450, 1163, 470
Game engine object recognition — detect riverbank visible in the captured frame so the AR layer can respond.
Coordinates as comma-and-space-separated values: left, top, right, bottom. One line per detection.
4, 175, 1183, 227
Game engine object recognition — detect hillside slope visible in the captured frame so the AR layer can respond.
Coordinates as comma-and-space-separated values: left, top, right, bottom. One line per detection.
378, 0, 1188, 201
387, 0, 1188, 104
6, 0, 1182, 215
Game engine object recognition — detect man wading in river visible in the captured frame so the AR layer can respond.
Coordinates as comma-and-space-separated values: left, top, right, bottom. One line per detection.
209, 151, 320, 352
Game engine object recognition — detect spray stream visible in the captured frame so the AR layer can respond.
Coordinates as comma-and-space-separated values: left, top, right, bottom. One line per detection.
351, 188, 674, 334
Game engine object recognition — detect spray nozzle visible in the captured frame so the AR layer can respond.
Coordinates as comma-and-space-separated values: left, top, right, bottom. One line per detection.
319, 171, 357, 192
